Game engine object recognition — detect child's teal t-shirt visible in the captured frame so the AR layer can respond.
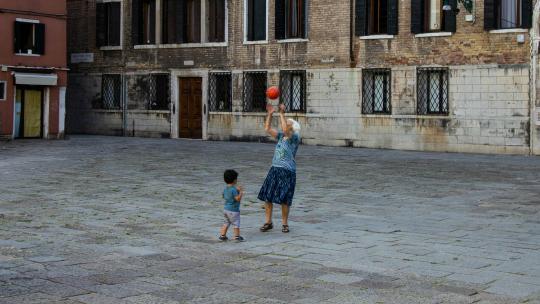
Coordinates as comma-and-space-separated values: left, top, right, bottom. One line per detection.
223, 186, 240, 212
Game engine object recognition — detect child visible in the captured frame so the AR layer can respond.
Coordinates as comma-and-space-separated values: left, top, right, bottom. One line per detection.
219, 169, 245, 242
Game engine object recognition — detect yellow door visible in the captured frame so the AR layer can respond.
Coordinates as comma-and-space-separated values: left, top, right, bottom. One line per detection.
23, 89, 42, 138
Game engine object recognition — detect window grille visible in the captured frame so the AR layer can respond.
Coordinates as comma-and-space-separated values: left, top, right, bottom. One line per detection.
101, 74, 122, 109
243, 72, 267, 112
362, 69, 391, 114
148, 74, 170, 110
280, 70, 306, 112
209, 72, 232, 112
417, 67, 449, 115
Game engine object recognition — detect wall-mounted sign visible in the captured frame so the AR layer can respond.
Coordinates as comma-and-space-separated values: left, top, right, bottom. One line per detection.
71, 53, 94, 63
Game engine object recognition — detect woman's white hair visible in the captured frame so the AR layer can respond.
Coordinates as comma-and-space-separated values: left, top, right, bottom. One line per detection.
287, 119, 301, 134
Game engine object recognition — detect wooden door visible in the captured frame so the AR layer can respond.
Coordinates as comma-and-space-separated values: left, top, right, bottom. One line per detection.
179, 77, 202, 139
23, 89, 42, 138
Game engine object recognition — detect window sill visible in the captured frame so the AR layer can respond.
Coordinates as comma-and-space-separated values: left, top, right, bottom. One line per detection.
243, 40, 269, 45
134, 44, 157, 49
359, 35, 394, 40
414, 32, 453, 38
100, 46, 122, 51
489, 28, 528, 34
277, 38, 309, 43
159, 42, 227, 48
15, 53, 41, 57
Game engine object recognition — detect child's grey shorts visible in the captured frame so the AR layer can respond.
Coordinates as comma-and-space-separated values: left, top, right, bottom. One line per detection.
223, 210, 240, 228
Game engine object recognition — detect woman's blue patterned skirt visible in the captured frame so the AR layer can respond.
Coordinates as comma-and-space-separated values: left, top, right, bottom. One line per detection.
258, 166, 296, 206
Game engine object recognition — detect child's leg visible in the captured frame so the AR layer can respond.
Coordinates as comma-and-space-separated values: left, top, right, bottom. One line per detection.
233, 227, 240, 237
220, 223, 230, 236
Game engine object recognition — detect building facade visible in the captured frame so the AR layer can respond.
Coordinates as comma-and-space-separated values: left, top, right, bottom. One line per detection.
67, 0, 540, 155
0, 1, 68, 140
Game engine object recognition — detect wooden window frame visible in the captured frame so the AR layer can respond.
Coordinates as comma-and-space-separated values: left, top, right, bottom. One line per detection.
423, 0, 444, 32
496, 0, 521, 29
284, 0, 306, 39
97, 0, 123, 48
367, 0, 388, 35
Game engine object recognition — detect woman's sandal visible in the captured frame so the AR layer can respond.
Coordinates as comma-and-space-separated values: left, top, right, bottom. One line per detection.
260, 223, 273, 232
282, 225, 290, 233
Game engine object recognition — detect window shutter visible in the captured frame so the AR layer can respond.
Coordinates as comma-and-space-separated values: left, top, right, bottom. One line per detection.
411, 0, 423, 34
387, 0, 398, 35
521, 0, 532, 29
483, 0, 496, 30
109, 2, 121, 46
176, 0, 185, 43
35, 23, 45, 54
96, 3, 107, 47
132, 0, 141, 45
14, 21, 21, 53
275, 0, 285, 39
355, 0, 367, 36
443, 0, 457, 32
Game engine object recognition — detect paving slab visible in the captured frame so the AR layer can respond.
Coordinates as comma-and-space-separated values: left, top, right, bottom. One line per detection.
1, 136, 540, 303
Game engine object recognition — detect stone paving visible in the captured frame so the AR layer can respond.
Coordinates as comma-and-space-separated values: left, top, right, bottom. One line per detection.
1, 136, 540, 304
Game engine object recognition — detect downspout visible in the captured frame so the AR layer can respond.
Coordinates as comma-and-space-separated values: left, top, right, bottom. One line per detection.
530, 0, 540, 155
350, 0, 355, 65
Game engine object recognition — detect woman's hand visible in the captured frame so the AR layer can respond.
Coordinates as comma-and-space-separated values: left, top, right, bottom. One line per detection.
279, 104, 286, 114
266, 104, 275, 115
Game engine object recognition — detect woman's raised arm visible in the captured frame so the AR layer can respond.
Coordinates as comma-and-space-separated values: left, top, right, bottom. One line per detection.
265, 104, 278, 138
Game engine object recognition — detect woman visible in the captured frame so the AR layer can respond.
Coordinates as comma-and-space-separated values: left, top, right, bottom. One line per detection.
258, 103, 301, 233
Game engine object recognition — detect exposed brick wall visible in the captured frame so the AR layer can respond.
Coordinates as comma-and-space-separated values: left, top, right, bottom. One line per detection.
355, 0, 531, 67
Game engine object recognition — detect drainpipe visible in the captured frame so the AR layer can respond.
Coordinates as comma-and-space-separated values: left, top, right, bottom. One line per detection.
122, 74, 127, 136
530, 1, 540, 155
350, 0, 355, 65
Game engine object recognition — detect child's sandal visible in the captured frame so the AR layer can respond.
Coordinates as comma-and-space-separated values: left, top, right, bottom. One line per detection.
260, 223, 273, 232
282, 225, 290, 233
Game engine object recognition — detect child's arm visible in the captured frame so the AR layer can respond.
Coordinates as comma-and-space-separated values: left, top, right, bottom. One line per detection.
234, 186, 243, 202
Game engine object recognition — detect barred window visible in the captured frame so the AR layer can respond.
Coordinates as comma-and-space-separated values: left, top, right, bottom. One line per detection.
417, 68, 449, 115
243, 71, 267, 112
101, 74, 121, 109
280, 70, 306, 112
148, 74, 170, 110
209, 72, 232, 112
362, 69, 391, 114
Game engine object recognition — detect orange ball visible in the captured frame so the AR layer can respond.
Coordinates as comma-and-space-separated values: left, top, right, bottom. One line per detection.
266, 86, 280, 100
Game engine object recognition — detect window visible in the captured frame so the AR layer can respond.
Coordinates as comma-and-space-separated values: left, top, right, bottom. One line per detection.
275, 0, 307, 39
101, 74, 122, 109
96, 1, 121, 47
209, 72, 232, 112
132, 0, 156, 45
243, 72, 267, 112
355, 0, 398, 36
246, 0, 267, 41
280, 70, 306, 112
14, 21, 45, 55
162, 0, 225, 44
417, 68, 448, 115
0, 81, 6, 101
411, 0, 456, 34
485, 0, 532, 30
207, 0, 226, 42
148, 74, 170, 110
362, 69, 391, 114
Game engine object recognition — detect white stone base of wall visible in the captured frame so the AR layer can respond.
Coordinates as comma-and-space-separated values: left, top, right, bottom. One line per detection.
68, 64, 533, 155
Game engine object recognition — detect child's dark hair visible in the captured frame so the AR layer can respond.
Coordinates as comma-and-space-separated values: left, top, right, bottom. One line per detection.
224, 169, 238, 184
